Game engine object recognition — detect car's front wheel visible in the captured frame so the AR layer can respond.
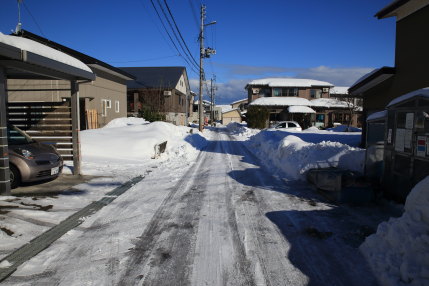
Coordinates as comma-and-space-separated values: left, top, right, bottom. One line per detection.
9, 165, 21, 189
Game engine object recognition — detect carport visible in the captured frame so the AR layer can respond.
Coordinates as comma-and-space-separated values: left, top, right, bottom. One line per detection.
0, 32, 95, 194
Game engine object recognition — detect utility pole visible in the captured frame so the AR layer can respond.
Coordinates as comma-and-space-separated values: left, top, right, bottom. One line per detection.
198, 5, 216, 132
210, 75, 216, 124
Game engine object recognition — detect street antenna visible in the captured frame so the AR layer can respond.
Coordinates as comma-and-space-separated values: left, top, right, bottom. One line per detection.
15, 0, 23, 34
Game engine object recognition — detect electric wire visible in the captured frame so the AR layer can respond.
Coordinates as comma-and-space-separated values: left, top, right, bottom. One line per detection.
21, 1, 46, 37
148, 0, 199, 75
155, 0, 199, 71
163, 0, 199, 68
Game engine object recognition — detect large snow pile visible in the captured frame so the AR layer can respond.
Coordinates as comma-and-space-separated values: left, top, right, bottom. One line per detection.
327, 125, 362, 132
248, 129, 364, 180
360, 176, 429, 286
102, 117, 149, 128
225, 122, 255, 137
79, 119, 207, 176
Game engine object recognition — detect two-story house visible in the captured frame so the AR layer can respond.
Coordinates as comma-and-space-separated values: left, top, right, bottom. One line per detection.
349, 0, 429, 143
7, 30, 135, 129
120, 67, 191, 126
245, 78, 357, 128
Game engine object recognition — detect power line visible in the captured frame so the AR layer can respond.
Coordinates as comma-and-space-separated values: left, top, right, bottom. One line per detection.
22, 1, 46, 37
155, 0, 199, 71
187, 0, 200, 30
148, 0, 199, 75
108, 54, 179, 64
162, 0, 199, 68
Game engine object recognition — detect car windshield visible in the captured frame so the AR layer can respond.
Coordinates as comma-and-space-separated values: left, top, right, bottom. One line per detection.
7, 125, 35, 145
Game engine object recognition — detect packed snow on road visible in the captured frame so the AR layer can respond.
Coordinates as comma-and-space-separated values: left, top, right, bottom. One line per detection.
0, 118, 426, 286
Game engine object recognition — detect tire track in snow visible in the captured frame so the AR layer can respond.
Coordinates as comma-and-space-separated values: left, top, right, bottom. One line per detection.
190, 131, 256, 286
118, 147, 210, 285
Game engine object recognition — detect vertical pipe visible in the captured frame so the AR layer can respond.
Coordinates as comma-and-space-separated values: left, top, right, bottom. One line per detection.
198, 5, 205, 132
0, 68, 11, 194
71, 80, 81, 175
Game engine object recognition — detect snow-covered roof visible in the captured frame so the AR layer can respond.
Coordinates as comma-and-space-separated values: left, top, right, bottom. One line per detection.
216, 105, 233, 113
231, 98, 247, 105
387, 88, 429, 107
350, 68, 380, 88
288, 106, 316, 114
330, 86, 349, 95
367, 110, 387, 121
311, 98, 351, 108
250, 97, 312, 106
222, 108, 241, 115
246, 78, 333, 88
194, 100, 211, 106
0, 32, 92, 73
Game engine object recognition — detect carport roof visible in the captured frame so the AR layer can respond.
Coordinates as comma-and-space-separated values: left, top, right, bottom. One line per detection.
0, 32, 95, 81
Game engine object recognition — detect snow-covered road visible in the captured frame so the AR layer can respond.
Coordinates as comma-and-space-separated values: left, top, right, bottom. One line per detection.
3, 128, 389, 285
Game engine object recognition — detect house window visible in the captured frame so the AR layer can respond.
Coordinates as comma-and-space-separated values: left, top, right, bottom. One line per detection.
115, 101, 120, 113
101, 99, 111, 117
310, 89, 322, 98
273, 87, 298, 97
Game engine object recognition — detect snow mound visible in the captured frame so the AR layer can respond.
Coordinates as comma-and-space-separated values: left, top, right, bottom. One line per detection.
360, 176, 429, 286
248, 130, 365, 180
225, 122, 252, 136
327, 125, 362, 132
103, 117, 149, 128
80, 121, 201, 174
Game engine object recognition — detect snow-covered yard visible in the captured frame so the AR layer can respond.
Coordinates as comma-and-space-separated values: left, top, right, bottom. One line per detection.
0, 118, 426, 285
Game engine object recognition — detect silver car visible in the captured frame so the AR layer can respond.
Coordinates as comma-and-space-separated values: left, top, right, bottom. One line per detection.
7, 125, 63, 188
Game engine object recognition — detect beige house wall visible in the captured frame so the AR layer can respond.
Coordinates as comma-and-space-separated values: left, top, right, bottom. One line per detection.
7, 70, 128, 128
222, 110, 242, 125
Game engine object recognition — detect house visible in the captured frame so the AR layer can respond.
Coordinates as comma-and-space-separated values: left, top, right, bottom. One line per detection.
0, 31, 95, 193
230, 98, 248, 111
190, 99, 211, 124
349, 0, 429, 145
120, 67, 191, 126
349, 0, 429, 202
7, 29, 135, 129
222, 109, 242, 125
245, 78, 334, 128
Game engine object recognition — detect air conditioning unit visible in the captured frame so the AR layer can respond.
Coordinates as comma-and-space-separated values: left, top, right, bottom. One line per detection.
252, 88, 260, 94
322, 88, 329, 93
163, 91, 172, 96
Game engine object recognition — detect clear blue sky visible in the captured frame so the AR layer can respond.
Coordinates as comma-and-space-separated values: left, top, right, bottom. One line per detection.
0, 0, 396, 103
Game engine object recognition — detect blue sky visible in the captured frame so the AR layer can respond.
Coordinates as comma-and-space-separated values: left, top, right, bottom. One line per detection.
0, 0, 396, 103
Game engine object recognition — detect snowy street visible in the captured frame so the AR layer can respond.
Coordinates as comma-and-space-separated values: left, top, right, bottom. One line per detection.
1, 126, 396, 285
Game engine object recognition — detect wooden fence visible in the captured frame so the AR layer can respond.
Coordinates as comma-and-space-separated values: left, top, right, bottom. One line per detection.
7, 101, 74, 161
86, 109, 98, 129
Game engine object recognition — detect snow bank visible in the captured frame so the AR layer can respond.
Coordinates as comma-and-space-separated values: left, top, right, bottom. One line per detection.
360, 176, 429, 286
248, 130, 365, 180
225, 122, 254, 137
80, 120, 206, 176
327, 125, 362, 132
102, 117, 149, 128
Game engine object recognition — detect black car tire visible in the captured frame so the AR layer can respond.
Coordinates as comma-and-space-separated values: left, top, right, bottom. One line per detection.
9, 165, 21, 189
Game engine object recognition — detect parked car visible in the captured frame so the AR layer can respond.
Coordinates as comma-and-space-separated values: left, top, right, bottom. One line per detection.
7, 125, 63, 188
271, 121, 302, 131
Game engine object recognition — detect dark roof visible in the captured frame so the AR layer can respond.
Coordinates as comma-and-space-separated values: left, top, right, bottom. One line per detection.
348, 66, 395, 95
120, 67, 186, 89
12, 29, 135, 80
375, 0, 410, 19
